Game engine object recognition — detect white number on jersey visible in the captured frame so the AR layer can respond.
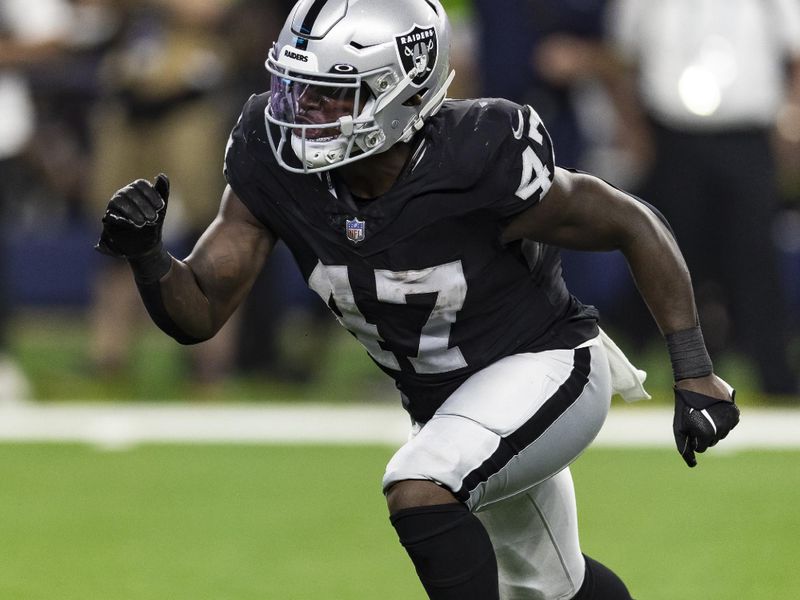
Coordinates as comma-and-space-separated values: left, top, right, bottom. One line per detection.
309, 262, 400, 370
514, 106, 552, 201
308, 260, 468, 374
374, 261, 468, 374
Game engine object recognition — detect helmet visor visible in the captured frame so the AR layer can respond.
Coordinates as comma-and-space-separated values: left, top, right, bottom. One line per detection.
270, 74, 362, 141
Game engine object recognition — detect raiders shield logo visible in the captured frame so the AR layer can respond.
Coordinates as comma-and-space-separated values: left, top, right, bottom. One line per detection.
394, 24, 438, 87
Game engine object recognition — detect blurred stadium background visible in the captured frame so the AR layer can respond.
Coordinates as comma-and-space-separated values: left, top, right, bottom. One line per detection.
0, 0, 798, 598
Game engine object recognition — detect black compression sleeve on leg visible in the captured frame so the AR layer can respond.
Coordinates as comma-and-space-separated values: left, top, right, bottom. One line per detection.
390, 503, 499, 600
572, 554, 633, 600
136, 280, 204, 345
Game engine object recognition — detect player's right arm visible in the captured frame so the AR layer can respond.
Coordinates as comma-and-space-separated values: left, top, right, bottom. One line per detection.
160, 184, 275, 340
96, 176, 275, 343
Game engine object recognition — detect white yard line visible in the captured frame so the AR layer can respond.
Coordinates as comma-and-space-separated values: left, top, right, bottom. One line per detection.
0, 403, 797, 449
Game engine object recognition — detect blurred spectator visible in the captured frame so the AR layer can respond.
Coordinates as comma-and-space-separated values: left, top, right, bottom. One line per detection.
0, 0, 75, 402
223, 0, 294, 108
87, 0, 235, 383
473, 0, 610, 168
26, 0, 120, 224
607, 0, 800, 395
473, 0, 646, 331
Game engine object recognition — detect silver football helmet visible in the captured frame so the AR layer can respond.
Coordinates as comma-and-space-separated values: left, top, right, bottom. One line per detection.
265, 0, 455, 173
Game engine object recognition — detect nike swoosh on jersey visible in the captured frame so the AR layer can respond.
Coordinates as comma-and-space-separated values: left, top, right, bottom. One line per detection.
512, 109, 525, 139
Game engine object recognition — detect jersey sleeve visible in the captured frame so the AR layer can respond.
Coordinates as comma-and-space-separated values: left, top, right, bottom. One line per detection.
486, 102, 556, 219
223, 95, 263, 209
222, 93, 286, 237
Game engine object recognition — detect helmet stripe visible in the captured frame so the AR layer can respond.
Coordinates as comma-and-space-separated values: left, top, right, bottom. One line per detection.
298, 0, 329, 36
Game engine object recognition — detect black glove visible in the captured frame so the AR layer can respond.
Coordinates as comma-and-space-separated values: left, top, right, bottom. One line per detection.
673, 385, 739, 468
96, 174, 170, 258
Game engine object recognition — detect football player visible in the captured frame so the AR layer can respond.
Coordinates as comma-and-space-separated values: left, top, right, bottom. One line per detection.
95, 1, 740, 598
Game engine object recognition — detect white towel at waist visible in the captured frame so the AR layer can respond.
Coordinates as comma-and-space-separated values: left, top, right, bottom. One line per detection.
599, 328, 652, 402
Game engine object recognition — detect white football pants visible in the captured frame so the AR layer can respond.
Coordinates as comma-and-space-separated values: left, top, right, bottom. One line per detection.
383, 335, 613, 599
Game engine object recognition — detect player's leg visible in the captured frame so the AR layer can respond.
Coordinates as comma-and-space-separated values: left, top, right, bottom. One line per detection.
384, 337, 613, 599
477, 469, 631, 599
476, 469, 582, 598
388, 483, 500, 600
386, 457, 498, 599
571, 555, 633, 600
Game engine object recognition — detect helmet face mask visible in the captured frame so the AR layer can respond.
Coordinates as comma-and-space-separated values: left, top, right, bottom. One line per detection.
266, 54, 387, 171
264, 0, 454, 174
270, 74, 363, 142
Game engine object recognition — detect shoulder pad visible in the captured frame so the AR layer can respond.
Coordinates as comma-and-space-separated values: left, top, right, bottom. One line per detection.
237, 93, 271, 148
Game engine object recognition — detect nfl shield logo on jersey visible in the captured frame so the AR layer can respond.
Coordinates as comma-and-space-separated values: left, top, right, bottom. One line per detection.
394, 24, 437, 87
345, 217, 366, 243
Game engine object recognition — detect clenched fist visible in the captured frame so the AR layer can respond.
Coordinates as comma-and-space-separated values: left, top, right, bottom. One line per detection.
673, 377, 740, 468
96, 174, 170, 258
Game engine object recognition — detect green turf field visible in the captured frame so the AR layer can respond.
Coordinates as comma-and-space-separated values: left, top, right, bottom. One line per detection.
0, 444, 797, 600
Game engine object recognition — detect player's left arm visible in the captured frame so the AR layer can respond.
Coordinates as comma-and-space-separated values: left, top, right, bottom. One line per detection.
502, 166, 739, 466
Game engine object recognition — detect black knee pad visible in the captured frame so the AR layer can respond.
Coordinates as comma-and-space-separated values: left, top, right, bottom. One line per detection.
390, 503, 499, 600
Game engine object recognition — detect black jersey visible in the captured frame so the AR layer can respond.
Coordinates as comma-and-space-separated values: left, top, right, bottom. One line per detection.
224, 94, 598, 423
